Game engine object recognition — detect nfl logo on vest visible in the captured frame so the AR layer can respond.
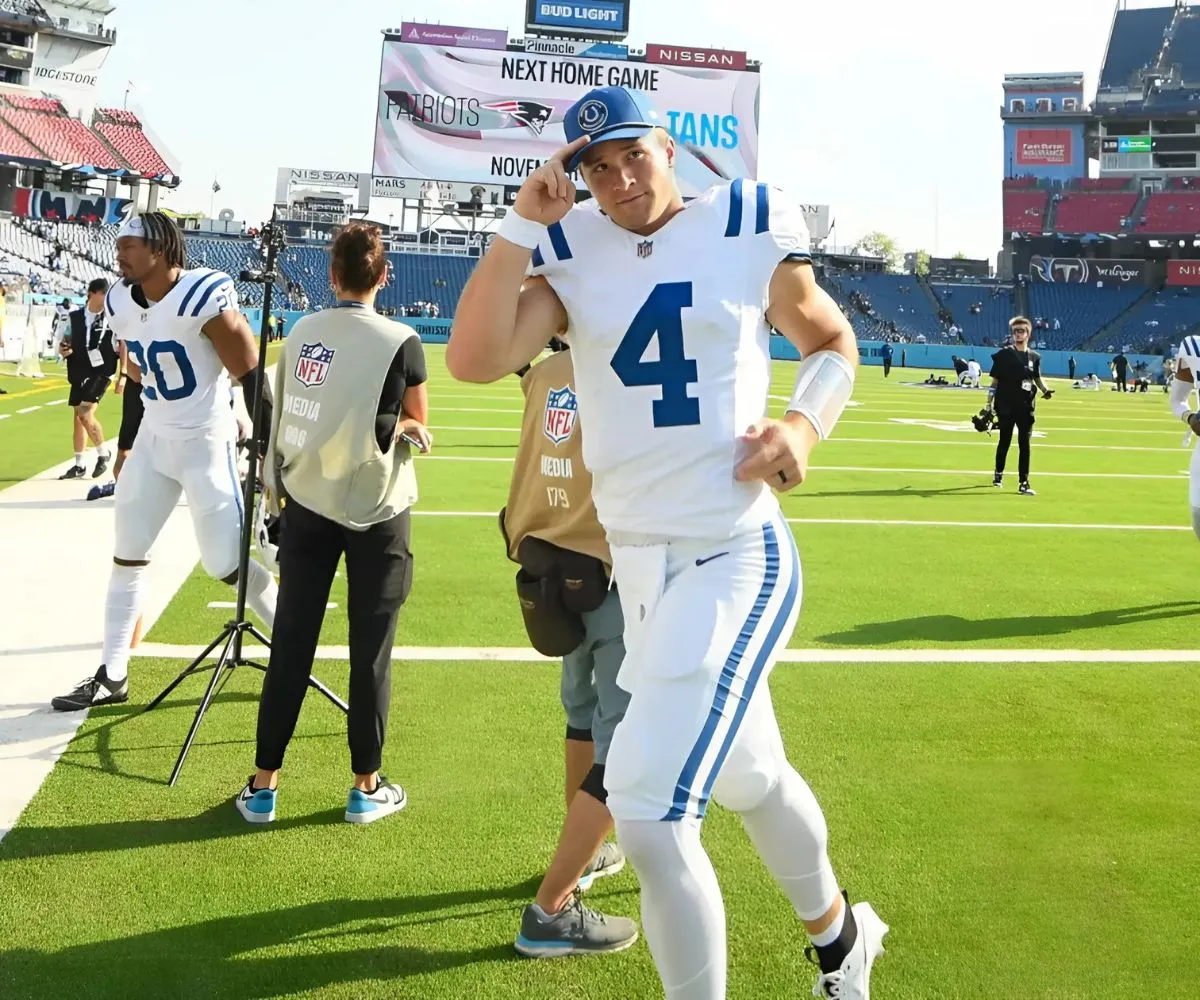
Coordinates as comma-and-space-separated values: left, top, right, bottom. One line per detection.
543, 385, 577, 445
295, 342, 335, 388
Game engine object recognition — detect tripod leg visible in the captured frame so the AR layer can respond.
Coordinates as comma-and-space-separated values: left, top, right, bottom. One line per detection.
306, 674, 349, 714
167, 630, 237, 786
142, 626, 232, 713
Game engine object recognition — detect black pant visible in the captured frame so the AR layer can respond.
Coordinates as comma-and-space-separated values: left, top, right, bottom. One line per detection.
255, 501, 413, 775
994, 411, 1033, 482
883, 360, 892, 377
1116, 370, 1127, 391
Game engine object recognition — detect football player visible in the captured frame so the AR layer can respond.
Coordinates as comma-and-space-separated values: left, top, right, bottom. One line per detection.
1169, 335, 1200, 540
51, 213, 277, 712
447, 87, 886, 1000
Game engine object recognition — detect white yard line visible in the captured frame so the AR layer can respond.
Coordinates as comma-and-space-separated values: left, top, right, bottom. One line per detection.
410, 510, 1188, 532
127, 643, 1200, 665
15, 406, 39, 414
415, 455, 1184, 480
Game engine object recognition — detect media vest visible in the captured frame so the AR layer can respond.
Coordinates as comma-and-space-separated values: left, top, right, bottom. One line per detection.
503, 350, 610, 570
267, 305, 419, 530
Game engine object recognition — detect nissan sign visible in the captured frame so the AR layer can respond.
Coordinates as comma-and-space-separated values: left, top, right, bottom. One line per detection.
646, 44, 747, 70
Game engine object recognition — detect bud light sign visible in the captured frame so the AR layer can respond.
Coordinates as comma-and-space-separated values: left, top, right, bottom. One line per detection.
526, 0, 630, 37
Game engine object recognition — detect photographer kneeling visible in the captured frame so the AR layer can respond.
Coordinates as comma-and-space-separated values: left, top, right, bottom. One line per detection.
500, 347, 638, 958
987, 316, 1052, 496
236, 222, 431, 825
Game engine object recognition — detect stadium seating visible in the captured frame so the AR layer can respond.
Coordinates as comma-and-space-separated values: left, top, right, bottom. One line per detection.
1172, 15, 1200, 84
832, 272, 948, 341
0, 116, 42, 160
377, 253, 477, 318
1134, 192, 1200, 233
277, 246, 332, 309
1105, 286, 1200, 351
0, 101, 121, 169
92, 108, 173, 176
1051, 193, 1139, 234
1026, 282, 1146, 350
0, 219, 92, 295
183, 237, 275, 307
1003, 191, 1048, 234
1098, 6, 1174, 90
931, 284, 1015, 345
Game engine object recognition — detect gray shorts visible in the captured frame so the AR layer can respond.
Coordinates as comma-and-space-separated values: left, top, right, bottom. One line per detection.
561, 587, 630, 765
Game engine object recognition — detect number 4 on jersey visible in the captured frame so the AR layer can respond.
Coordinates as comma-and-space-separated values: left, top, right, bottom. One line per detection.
609, 282, 700, 428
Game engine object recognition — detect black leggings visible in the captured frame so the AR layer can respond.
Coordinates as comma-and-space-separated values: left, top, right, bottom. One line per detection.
995, 411, 1034, 482
255, 501, 413, 775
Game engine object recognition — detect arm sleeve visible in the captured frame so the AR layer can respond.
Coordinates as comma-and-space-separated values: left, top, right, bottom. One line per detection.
374, 336, 427, 452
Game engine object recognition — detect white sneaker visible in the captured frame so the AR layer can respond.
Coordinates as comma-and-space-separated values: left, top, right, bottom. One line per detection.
812, 901, 889, 999
345, 776, 407, 824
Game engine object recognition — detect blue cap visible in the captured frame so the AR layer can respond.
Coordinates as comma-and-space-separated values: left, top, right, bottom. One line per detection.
563, 86, 660, 171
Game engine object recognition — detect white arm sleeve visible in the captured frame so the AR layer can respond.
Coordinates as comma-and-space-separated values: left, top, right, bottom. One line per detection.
1170, 375, 1194, 420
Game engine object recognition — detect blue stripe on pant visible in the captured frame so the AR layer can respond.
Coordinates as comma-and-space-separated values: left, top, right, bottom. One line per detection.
664, 518, 799, 820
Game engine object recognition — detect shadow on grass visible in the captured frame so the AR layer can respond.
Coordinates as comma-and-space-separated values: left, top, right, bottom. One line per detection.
796, 484, 996, 500
816, 601, 1200, 645
0, 880, 549, 999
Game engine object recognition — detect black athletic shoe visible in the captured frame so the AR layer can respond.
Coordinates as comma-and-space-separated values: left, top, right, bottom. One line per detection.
92, 454, 110, 479
51, 667, 128, 712
992, 473, 1003, 488
1019, 481, 1036, 496
59, 465, 86, 480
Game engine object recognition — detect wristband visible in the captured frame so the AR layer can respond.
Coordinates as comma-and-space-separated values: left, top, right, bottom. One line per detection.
785, 350, 856, 440
497, 209, 547, 251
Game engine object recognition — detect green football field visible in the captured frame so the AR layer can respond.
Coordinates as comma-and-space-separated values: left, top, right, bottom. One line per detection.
2, 347, 1198, 999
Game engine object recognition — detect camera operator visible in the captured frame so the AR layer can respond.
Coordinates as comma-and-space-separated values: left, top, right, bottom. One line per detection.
236, 222, 430, 826
500, 346, 638, 958
987, 316, 1052, 496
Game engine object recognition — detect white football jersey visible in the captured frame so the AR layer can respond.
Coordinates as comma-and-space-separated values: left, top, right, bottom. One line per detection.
529, 178, 811, 539
1177, 336, 1200, 377
105, 268, 239, 438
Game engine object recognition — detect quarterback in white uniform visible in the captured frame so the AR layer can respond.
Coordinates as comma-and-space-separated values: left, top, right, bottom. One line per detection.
52, 213, 278, 712
1169, 335, 1200, 537
448, 87, 886, 999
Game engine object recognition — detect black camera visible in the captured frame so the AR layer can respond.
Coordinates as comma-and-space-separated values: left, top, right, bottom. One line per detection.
971, 408, 998, 433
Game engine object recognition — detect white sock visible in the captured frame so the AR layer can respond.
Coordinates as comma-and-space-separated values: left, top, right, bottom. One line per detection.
98, 445, 111, 459
101, 563, 147, 684
74, 452, 83, 466
737, 765, 840, 921
616, 817, 726, 1000
244, 559, 277, 631
808, 902, 845, 947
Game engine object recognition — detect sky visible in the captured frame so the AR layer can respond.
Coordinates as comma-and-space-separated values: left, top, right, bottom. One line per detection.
92, 0, 1128, 263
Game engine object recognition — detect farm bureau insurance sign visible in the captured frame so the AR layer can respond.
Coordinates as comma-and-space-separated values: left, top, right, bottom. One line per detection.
372, 41, 760, 198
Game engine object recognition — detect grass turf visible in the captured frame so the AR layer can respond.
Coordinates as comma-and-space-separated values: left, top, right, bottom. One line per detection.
2, 348, 1198, 997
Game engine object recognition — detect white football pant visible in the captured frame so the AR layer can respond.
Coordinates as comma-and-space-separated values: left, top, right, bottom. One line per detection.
113, 424, 244, 578
604, 508, 802, 822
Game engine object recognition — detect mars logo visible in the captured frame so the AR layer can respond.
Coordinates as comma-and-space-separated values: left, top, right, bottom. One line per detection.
484, 99, 554, 134
295, 342, 335, 388
543, 385, 578, 444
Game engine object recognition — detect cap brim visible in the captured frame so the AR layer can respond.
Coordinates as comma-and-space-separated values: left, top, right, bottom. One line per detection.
567, 124, 657, 171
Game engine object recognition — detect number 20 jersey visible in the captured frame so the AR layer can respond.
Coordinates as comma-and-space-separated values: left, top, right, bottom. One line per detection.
105, 268, 240, 438
528, 179, 812, 540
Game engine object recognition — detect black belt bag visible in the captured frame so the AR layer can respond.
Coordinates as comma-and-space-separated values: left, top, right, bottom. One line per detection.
499, 509, 610, 656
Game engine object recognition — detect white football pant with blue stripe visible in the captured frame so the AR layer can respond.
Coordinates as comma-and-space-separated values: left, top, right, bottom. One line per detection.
605, 509, 811, 825
114, 424, 246, 579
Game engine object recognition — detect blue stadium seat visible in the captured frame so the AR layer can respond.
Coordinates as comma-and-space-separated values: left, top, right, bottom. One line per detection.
183, 236, 275, 308
376, 252, 477, 318
931, 284, 1015, 345
1099, 7, 1175, 90
1104, 286, 1200, 352
838, 272, 945, 340
1169, 16, 1200, 85
1026, 283, 1146, 350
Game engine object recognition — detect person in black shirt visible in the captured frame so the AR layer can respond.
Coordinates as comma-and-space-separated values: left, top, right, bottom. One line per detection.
57, 278, 115, 480
1112, 352, 1128, 392
987, 316, 1053, 496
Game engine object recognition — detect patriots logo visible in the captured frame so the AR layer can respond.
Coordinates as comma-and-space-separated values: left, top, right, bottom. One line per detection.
485, 99, 554, 134
543, 385, 577, 445
295, 342, 335, 388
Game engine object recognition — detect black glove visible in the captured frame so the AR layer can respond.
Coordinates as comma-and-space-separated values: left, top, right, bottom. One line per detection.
1041, 389, 1054, 400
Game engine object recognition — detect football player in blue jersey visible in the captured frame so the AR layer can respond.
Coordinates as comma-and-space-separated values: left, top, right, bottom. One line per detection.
448, 88, 886, 999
